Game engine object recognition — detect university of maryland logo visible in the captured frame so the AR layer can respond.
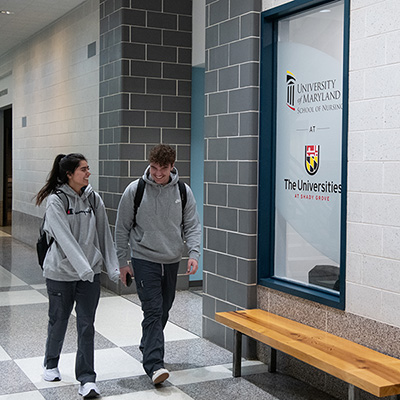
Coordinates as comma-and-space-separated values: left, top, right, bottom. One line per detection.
286, 71, 296, 111
305, 145, 320, 175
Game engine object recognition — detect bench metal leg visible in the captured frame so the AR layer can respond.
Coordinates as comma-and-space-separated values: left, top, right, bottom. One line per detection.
348, 384, 360, 400
268, 347, 277, 373
233, 330, 242, 377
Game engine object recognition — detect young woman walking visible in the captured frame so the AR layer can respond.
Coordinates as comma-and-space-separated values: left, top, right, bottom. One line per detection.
35, 153, 120, 399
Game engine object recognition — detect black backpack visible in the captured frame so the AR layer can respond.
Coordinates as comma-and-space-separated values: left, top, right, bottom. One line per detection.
36, 190, 96, 269
132, 178, 187, 228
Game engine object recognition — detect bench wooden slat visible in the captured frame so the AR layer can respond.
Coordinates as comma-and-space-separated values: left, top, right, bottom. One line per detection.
215, 309, 400, 397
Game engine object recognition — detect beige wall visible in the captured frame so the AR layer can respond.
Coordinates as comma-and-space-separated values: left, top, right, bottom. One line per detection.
0, 0, 100, 220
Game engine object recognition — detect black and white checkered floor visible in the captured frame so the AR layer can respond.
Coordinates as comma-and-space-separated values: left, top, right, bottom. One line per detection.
0, 230, 336, 400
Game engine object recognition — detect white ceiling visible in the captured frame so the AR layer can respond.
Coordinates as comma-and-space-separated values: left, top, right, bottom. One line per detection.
0, 0, 87, 58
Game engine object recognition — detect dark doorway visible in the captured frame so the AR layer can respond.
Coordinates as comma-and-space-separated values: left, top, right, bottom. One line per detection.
2, 107, 12, 227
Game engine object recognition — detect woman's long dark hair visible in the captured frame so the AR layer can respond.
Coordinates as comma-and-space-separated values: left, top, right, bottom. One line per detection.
35, 153, 87, 206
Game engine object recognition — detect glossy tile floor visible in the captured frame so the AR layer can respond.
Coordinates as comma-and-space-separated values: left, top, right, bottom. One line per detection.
0, 230, 336, 400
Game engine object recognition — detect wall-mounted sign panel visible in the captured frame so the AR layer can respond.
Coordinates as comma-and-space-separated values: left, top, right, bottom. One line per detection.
275, 2, 344, 290
259, 0, 349, 308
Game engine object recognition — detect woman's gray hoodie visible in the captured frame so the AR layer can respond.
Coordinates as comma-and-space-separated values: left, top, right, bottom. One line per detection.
115, 166, 201, 266
43, 183, 120, 283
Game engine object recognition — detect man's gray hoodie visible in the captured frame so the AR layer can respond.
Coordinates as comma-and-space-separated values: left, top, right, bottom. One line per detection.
43, 183, 120, 283
115, 166, 201, 266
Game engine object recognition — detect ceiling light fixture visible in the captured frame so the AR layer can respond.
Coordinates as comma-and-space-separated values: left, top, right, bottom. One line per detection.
0, 10, 14, 15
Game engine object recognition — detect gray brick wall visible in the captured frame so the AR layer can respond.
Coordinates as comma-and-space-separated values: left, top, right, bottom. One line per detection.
203, 0, 261, 358
99, 0, 192, 293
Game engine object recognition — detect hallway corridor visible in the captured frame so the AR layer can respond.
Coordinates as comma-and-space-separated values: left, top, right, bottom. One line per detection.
0, 232, 335, 400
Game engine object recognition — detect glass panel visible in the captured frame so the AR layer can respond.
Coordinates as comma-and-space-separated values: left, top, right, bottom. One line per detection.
274, 1, 344, 292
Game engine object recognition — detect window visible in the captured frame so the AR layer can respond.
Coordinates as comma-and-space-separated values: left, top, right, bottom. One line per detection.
258, 0, 349, 309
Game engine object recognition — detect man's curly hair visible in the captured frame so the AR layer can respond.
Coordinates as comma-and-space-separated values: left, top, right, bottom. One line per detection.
148, 144, 176, 167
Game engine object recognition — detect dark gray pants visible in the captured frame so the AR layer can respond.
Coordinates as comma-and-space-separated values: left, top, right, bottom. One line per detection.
132, 258, 179, 377
45, 275, 100, 384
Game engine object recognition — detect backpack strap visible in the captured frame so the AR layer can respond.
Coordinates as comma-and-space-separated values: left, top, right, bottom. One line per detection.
132, 178, 146, 228
54, 189, 70, 214
177, 180, 187, 229
43, 190, 69, 248
87, 191, 96, 215
54, 189, 96, 215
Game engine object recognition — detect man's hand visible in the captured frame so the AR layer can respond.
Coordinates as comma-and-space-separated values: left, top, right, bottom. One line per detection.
120, 265, 133, 286
186, 258, 198, 275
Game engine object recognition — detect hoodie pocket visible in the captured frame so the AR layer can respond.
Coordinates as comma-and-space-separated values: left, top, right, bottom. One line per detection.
137, 230, 184, 260
80, 243, 103, 267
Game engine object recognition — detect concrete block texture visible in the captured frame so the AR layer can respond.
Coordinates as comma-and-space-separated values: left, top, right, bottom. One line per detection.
100, 0, 193, 229
131, 61, 161, 78
178, 48, 192, 64
209, 45, 229, 70
147, 11, 177, 30
207, 137, 228, 160
218, 113, 239, 136
205, 70, 218, 94
162, 128, 191, 144
206, 272, 228, 300
147, 78, 176, 95
131, 0, 162, 12
208, 183, 227, 206
206, 25, 219, 49
204, 205, 217, 227
241, 12, 260, 38
131, 27, 162, 44
164, 0, 192, 16
240, 62, 259, 87
209, 92, 228, 115
218, 161, 238, 183
228, 232, 257, 259
229, 87, 259, 112
220, 18, 240, 44
204, 115, 218, 137
179, 15, 192, 32
203, 249, 217, 273
204, 160, 217, 182
209, 0, 229, 25
239, 161, 258, 185
147, 45, 177, 63
204, 0, 261, 325
216, 252, 238, 279
230, 38, 260, 65
231, 0, 262, 17
228, 136, 258, 160
240, 112, 259, 135
226, 279, 257, 308
163, 30, 192, 48
217, 206, 238, 231
219, 66, 239, 91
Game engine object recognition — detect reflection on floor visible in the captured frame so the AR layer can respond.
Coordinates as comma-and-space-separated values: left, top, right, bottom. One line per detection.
0, 233, 336, 400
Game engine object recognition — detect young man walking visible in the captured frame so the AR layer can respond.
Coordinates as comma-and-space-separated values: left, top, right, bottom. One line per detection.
115, 144, 201, 385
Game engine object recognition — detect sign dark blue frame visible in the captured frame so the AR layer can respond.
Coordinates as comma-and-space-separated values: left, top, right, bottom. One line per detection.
258, 0, 349, 309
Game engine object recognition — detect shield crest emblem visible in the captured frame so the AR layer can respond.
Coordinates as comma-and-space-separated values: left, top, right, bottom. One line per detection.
305, 145, 319, 175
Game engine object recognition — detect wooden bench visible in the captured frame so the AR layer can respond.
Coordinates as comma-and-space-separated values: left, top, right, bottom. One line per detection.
215, 309, 400, 400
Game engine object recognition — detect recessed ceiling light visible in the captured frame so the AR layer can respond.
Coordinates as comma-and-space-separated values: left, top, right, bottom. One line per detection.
0, 10, 14, 15
320, 9, 331, 13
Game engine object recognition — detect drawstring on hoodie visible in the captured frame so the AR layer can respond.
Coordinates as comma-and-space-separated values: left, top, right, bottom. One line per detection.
161, 263, 164, 277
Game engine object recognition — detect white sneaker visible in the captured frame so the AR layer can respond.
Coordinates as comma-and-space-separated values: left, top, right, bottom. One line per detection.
43, 367, 61, 382
78, 382, 100, 398
152, 368, 169, 385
